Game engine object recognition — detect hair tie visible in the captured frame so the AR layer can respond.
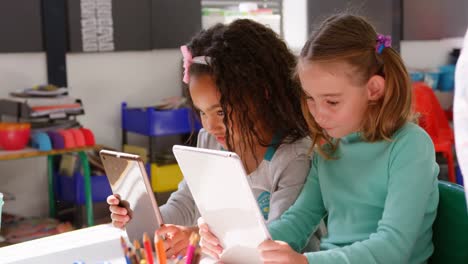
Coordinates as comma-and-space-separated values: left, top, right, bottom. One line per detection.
376, 34, 392, 54
180, 45, 212, 84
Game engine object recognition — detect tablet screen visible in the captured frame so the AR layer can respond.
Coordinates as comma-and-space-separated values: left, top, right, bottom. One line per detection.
100, 150, 163, 242
173, 145, 270, 264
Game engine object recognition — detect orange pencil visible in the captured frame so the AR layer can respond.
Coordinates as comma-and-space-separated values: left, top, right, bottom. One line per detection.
154, 234, 167, 264
143, 233, 154, 264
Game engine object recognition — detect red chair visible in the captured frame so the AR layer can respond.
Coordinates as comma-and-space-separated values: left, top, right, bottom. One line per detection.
412, 82, 456, 183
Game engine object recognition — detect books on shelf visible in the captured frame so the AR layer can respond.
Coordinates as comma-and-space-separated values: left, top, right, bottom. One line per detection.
0, 96, 84, 119
10, 85, 68, 98
6, 96, 77, 107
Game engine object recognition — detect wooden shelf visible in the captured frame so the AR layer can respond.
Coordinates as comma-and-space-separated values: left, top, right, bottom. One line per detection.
0, 145, 104, 161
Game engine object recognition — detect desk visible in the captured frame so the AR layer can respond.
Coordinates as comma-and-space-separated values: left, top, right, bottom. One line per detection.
0, 145, 103, 226
0, 224, 125, 263
0, 224, 181, 264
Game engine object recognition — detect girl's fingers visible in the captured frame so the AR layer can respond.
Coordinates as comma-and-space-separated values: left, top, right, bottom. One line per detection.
199, 228, 221, 248
106, 194, 121, 205
111, 220, 125, 229
200, 237, 223, 255
110, 212, 130, 223
156, 225, 189, 255
155, 225, 177, 251
200, 244, 221, 260
106, 195, 116, 205
164, 235, 185, 257
157, 224, 179, 236
166, 237, 188, 257
260, 251, 289, 263
258, 240, 282, 251
109, 205, 127, 215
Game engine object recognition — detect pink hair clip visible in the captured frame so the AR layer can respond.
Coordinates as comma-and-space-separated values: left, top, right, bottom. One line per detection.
181, 45, 193, 84
376, 34, 392, 54
180, 45, 211, 84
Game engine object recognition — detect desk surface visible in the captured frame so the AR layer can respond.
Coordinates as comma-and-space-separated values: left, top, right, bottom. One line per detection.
0, 224, 126, 264
0, 145, 103, 161
0, 224, 188, 264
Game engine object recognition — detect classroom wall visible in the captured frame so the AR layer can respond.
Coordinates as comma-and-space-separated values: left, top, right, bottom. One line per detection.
67, 50, 182, 149
401, 37, 465, 69
283, 0, 308, 52
0, 50, 181, 217
0, 53, 48, 217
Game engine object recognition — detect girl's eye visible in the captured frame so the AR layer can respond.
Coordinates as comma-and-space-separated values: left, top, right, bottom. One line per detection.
306, 95, 314, 102
199, 111, 206, 116
327, 101, 339, 106
216, 110, 225, 116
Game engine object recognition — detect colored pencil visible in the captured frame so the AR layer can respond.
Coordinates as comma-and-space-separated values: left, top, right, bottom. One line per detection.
133, 239, 142, 262
143, 233, 154, 264
185, 233, 200, 264
120, 236, 131, 264
175, 255, 184, 264
192, 247, 202, 264
154, 234, 167, 264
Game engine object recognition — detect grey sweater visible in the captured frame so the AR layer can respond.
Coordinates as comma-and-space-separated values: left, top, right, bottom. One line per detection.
160, 129, 312, 226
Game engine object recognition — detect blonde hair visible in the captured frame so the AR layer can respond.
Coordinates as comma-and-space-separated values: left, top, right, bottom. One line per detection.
299, 14, 413, 159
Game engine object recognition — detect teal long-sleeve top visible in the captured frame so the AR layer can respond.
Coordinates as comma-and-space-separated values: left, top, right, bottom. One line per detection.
269, 123, 439, 264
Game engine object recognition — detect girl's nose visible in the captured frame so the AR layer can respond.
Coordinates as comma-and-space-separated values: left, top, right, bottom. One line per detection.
314, 109, 327, 125
205, 116, 221, 133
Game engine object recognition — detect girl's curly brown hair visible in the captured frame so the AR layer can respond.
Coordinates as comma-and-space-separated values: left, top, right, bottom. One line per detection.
185, 19, 309, 161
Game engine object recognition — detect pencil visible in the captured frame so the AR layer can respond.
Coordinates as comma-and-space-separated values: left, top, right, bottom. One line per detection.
120, 236, 128, 253
175, 255, 184, 264
154, 234, 167, 264
143, 233, 154, 264
125, 250, 132, 264
191, 247, 201, 264
129, 248, 139, 264
192, 247, 202, 264
185, 233, 200, 264
140, 248, 147, 261
133, 239, 142, 262
120, 236, 131, 264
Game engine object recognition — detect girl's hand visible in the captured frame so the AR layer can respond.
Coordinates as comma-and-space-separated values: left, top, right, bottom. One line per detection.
156, 224, 197, 258
258, 240, 308, 264
106, 194, 130, 228
198, 217, 224, 260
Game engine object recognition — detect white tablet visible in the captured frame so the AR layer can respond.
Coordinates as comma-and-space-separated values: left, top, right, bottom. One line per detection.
172, 145, 271, 264
100, 150, 164, 242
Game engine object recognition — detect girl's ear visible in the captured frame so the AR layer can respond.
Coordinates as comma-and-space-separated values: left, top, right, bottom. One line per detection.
366, 75, 385, 101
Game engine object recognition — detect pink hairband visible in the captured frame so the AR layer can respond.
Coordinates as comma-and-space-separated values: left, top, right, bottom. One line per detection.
376, 34, 392, 54
180, 45, 211, 84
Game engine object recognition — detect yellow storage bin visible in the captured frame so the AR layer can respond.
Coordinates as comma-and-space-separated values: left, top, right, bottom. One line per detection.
151, 163, 183, 192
